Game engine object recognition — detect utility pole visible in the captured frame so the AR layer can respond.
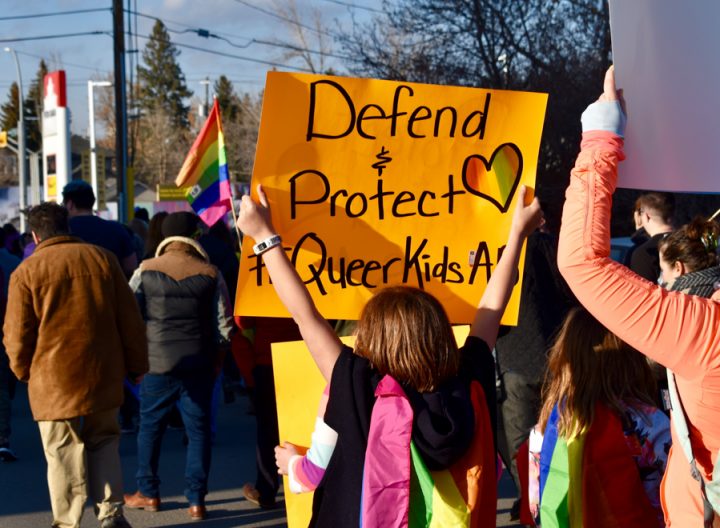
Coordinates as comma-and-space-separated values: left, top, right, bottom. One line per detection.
112, 0, 128, 223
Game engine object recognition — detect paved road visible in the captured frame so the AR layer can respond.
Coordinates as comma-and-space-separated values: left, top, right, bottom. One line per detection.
1, 384, 522, 527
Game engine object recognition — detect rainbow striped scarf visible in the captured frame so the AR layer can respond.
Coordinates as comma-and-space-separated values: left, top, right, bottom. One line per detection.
175, 99, 232, 226
539, 404, 658, 528
360, 375, 496, 527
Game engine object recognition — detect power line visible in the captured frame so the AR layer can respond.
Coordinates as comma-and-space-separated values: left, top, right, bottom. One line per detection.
0, 7, 111, 22
125, 8, 353, 62
15, 50, 112, 75
0, 31, 111, 44
128, 31, 314, 73
231, 0, 338, 39
320, 0, 384, 14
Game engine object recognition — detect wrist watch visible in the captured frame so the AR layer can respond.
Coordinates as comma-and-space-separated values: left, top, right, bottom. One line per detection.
253, 234, 282, 256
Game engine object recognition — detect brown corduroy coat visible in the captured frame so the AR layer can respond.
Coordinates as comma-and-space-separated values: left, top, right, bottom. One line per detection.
3, 235, 148, 421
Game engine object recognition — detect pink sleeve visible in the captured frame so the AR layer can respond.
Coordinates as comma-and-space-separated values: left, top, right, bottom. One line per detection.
286, 385, 337, 494
557, 131, 720, 379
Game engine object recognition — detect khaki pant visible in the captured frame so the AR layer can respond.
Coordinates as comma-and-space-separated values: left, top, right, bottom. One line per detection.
38, 408, 124, 528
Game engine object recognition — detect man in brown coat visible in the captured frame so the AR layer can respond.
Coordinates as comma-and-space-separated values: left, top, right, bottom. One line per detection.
3, 202, 148, 528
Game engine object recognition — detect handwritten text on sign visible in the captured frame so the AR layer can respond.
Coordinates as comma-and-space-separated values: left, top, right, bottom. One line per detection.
236, 73, 548, 323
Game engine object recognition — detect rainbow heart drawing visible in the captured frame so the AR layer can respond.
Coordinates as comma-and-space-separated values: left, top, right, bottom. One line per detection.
461, 143, 523, 213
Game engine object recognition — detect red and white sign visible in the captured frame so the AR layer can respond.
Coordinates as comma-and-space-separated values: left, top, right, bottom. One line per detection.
43, 71, 67, 110
42, 70, 70, 201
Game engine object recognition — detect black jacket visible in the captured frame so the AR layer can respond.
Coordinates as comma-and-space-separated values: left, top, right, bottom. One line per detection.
129, 237, 233, 374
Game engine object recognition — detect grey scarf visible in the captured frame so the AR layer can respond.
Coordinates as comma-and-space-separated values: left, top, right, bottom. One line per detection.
669, 265, 720, 298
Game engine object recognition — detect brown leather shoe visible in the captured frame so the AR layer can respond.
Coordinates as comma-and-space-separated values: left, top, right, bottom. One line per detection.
124, 491, 160, 512
188, 505, 206, 521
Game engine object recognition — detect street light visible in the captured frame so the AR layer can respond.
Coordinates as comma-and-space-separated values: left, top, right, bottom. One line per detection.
4, 47, 27, 232
199, 77, 210, 118
88, 80, 112, 210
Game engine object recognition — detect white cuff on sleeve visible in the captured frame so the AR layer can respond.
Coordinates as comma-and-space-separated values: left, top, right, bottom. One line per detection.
581, 100, 626, 137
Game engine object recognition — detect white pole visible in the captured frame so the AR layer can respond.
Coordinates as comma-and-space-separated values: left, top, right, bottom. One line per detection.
29, 152, 40, 205
88, 81, 98, 209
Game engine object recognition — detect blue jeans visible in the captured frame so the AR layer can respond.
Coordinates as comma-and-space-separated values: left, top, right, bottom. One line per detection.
136, 372, 214, 505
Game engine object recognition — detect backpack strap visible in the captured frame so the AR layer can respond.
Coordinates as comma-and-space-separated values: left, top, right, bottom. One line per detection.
667, 369, 717, 527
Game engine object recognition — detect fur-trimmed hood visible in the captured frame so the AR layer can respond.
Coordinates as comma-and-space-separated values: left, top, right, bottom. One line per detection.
155, 236, 210, 262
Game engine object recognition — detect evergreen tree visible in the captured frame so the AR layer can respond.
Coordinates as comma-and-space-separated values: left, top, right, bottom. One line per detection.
24, 60, 48, 151
137, 20, 192, 129
214, 75, 242, 122
0, 83, 20, 134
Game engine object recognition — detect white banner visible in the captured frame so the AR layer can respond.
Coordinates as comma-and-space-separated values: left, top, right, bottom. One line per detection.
609, 0, 720, 193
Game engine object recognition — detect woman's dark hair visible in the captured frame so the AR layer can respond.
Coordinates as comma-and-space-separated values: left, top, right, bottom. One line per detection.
144, 211, 169, 259
659, 216, 720, 273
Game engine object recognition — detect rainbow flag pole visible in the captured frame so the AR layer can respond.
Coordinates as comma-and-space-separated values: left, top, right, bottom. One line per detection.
175, 97, 235, 228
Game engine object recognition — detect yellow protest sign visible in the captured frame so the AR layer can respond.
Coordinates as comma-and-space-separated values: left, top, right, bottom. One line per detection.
272, 326, 470, 527
237, 72, 547, 324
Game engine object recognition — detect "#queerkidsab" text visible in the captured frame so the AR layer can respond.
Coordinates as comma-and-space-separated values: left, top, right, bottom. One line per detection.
248, 234, 507, 294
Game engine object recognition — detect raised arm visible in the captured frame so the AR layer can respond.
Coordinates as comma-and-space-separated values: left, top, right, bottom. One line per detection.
237, 185, 342, 381
469, 185, 542, 348
557, 66, 720, 378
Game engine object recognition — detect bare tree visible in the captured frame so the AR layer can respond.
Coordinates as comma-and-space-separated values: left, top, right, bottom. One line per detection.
269, 0, 333, 73
133, 103, 189, 185
222, 91, 262, 183
338, 0, 612, 214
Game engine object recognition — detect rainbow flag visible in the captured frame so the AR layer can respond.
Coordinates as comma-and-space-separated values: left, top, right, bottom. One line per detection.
538, 404, 659, 528
361, 376, 496, 528
175, 98, 232, 226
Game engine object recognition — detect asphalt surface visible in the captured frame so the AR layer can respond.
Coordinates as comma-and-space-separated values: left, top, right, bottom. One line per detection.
0, 384, 522, 527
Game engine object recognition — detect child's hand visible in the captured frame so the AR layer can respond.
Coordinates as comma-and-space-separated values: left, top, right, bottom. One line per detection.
275, 441, 299, 475
237, 184, 276, 242
510, 185, 543, 239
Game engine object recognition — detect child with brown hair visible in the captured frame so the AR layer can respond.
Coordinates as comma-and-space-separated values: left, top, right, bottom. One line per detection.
237, 183, 542, 526
528, 307, 670, 527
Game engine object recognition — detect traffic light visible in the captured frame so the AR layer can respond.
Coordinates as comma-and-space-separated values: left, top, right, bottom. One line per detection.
0, 131, 6, 148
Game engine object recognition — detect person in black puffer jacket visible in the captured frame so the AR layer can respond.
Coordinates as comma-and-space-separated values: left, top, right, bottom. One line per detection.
124, 212, 234, 522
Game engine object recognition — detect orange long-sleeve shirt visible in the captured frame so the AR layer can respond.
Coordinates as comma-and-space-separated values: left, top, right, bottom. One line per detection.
558, 131, 720, 526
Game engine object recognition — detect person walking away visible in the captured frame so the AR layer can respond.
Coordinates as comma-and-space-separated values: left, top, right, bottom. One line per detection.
0, 226, 21, 461
627, 192, 674, 282
123, 211, 234, 522
3, 202, 148, 528
62, 180, 137, 278
237, 316, 302, 509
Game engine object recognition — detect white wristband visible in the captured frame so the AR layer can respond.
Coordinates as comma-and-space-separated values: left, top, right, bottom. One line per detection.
253, 234, 282, 256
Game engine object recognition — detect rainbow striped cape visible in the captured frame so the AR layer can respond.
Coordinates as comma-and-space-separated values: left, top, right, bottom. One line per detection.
175, 98, 232, 226
539, 404, 659, 528
360, 375, 496, 528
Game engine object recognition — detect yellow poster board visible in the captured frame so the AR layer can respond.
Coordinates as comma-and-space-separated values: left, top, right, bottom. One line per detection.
272, 326, 470, 527
237, 72, 547, 324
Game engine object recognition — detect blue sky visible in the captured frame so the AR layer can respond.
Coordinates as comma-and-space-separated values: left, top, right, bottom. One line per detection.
0, 0, 383, 135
